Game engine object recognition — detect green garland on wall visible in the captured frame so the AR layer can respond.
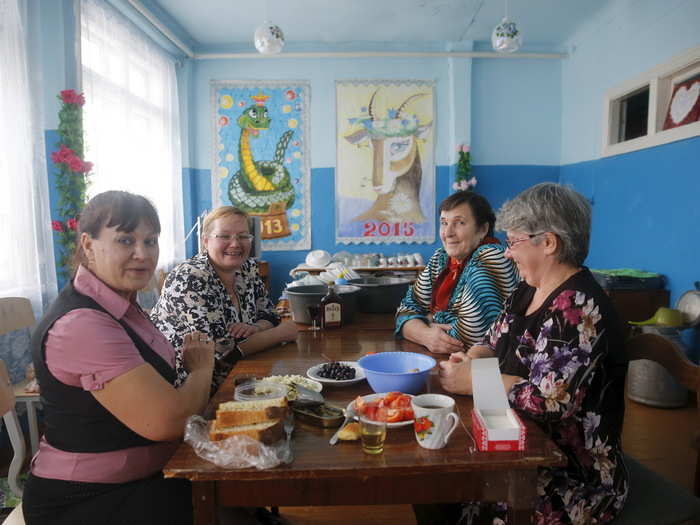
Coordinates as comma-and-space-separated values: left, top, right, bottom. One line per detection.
50, 90, 92, 279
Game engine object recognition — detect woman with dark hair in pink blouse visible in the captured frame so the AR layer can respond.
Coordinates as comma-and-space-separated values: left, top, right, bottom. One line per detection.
23, 191, 214, 525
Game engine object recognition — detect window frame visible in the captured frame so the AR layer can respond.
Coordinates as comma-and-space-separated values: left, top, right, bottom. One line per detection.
602, 44, 700, 158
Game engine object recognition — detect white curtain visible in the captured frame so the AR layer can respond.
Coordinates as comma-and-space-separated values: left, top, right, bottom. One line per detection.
0, 0, 58, 315
80, 0, 184, 269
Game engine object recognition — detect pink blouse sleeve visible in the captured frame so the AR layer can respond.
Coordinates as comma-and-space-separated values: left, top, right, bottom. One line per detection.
45, 309, 146, 391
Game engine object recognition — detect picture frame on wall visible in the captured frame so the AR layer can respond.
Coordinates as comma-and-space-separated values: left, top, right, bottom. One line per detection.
335, 79, 436, 245
211, 80, 311, 251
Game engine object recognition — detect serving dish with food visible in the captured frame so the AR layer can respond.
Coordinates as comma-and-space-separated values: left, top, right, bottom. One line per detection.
346, 392, 415, 427
235, 375, 322, 401
306, 361, 366, 386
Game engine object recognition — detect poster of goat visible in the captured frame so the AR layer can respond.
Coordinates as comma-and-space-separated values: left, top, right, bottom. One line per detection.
211, 80, 311, 251
335, 79, 435, 244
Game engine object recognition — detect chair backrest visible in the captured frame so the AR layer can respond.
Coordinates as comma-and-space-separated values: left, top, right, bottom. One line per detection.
0, 360, 15, 416
0, 297, 35, 336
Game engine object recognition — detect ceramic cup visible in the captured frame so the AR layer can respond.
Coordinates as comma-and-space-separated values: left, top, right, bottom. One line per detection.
411, 394, 459, 449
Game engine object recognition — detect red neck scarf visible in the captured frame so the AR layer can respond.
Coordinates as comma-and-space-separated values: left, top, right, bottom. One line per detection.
430, 236, 500, 313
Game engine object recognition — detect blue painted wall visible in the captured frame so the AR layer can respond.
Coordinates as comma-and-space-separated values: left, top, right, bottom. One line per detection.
557, 0, 700, 357
186, 52, 565, 299
560, 136, 700, 306
32, 0, 700, 366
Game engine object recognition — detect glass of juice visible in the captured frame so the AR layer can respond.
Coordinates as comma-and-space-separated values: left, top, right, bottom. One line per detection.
307, 304, 321, 331
360, 416, 387, 455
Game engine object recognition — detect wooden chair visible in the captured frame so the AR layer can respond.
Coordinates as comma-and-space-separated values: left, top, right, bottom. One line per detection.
614, 332, 700, 524
0, 297, 41, 499
0, 358, 26, 499
3, 504, 25, 525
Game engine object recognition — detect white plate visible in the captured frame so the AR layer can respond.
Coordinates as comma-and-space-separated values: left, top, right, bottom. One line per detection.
307, 361, 366, 387
257, 375, 323, 401
344, 392, 414, 428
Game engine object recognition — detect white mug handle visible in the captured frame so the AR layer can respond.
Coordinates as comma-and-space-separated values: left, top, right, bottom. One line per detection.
443, 412, 459, 446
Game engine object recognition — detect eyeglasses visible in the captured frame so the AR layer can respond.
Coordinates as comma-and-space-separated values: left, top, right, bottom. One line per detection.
505, 232, 546, 249
211, 233, 254, 243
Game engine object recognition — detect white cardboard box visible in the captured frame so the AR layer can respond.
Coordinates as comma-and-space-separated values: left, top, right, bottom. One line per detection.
471, 358, 526, 451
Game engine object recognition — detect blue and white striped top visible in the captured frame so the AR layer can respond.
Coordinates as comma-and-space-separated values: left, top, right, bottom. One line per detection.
395, 244, 519, 349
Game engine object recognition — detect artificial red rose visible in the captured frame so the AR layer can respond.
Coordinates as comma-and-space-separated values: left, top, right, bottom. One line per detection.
60, 90, 85, 106
51, 144, 73, 164
51, 220, 64, 232
80, 161, 93, 173
66, 218, 78, 231
68, 157, 83, 172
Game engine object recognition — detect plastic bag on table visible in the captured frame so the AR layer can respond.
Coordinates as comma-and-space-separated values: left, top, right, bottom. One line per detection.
184, 415, 294, 470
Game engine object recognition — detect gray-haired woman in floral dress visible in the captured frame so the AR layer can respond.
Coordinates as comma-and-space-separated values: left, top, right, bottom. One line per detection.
433, 183, 629, 525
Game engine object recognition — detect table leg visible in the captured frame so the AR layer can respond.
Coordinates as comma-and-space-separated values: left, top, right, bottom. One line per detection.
507, 470, 537, 525
25, 399, 39, 456
192, 481, 218, 525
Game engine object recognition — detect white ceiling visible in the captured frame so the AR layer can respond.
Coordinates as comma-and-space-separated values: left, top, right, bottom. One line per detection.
149, 0, 609, 52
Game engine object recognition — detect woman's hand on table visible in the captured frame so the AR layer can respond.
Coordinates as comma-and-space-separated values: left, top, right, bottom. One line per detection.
423, 323, 464, 354
438, 351, 473, 395
182, 331, 215, 373
228, 322, 263, 339
466, 345, 496, 359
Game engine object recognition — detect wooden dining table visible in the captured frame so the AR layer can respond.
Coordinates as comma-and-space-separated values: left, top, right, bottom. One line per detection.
163, 313, 566, 524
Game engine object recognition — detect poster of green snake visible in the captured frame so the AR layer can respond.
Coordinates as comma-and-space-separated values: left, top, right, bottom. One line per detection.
211, 80, 310, 251
335, 80, 435, 245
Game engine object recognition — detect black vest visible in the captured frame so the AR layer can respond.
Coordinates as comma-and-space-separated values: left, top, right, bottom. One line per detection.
31, 283, 177, 453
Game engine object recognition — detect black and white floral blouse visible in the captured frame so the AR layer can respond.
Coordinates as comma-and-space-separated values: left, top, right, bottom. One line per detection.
485, 268, 629, 524
150, 252, 279, 394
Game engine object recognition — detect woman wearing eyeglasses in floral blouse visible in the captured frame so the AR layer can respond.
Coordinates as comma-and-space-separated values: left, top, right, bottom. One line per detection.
151, 206, 297, 394
430, 183, 629, 524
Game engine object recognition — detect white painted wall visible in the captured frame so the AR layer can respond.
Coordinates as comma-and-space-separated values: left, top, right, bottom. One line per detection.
560, 0, 700, 165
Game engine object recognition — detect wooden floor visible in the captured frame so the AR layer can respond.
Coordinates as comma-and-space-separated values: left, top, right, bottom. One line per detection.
277, 395, 698, 524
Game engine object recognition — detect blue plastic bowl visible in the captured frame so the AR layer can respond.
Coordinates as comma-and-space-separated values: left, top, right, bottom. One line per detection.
357, 352, 436, 394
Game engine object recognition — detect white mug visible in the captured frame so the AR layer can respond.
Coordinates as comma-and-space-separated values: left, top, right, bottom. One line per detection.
411, 394, 459, 449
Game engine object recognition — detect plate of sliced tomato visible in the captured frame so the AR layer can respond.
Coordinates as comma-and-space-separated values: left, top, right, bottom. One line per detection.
346, 391, 415, 428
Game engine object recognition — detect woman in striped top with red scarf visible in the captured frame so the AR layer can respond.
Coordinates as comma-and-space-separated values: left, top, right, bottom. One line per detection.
395, 191, 518, 353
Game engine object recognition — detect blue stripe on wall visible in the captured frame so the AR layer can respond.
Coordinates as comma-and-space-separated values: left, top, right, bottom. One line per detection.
45, 129, 68, 290
561, 135, 700, 360
560, 135, 700, 307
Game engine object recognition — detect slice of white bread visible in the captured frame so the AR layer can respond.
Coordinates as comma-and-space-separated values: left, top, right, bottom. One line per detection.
208, 419, 284, 444
215, 397, 288, 427
337, 421, 361, 441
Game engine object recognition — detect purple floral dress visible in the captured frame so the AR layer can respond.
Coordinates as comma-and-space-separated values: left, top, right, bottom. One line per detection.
484, 268, 629, 524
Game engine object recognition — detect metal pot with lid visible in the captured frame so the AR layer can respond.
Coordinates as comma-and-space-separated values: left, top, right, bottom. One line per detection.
626, 283, 700, 408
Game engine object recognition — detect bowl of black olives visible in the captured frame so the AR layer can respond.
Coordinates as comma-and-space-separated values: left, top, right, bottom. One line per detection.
306, 360, 366, 386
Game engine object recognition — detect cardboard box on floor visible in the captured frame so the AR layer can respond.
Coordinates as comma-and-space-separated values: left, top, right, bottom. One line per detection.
471, 358, 526, 451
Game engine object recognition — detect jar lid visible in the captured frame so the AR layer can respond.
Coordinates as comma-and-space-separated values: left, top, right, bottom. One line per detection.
234, 380, 287, 402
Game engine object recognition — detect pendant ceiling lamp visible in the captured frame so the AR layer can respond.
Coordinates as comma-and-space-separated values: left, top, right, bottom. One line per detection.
254, 21, 285, 54
491, 0, 522, 53
254, 0, 284, 54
